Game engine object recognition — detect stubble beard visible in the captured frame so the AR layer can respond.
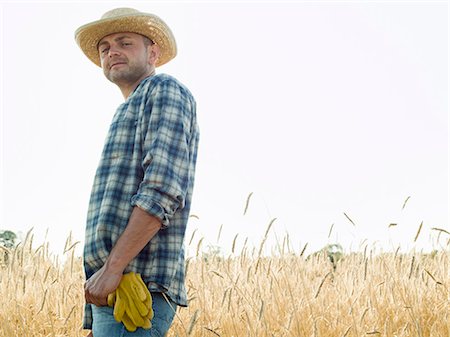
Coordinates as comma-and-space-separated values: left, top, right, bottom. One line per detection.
105, 61, 149, 86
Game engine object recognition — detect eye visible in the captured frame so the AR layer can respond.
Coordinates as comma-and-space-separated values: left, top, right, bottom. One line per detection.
100, 47, 109, 54
122, 41, 132, 47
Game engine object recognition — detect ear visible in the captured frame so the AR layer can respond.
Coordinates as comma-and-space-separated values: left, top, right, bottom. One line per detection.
147, 44, 161, 66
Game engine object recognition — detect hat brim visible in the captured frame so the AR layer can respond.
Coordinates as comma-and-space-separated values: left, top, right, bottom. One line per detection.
75, 12, 177, 67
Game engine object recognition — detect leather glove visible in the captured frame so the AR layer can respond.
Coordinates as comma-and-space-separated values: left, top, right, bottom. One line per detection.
107, 272, 154, 332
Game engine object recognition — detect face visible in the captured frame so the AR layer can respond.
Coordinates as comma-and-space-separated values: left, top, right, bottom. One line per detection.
98, 32, 158, 86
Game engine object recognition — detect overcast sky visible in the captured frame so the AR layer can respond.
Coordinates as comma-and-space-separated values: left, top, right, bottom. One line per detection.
1, 1, 448, 257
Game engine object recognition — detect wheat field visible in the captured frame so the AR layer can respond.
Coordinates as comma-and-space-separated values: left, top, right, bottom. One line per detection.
0, 229, 448, 337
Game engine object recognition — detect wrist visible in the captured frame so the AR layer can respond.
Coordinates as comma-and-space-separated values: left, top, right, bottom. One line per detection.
104, 253, 127, 275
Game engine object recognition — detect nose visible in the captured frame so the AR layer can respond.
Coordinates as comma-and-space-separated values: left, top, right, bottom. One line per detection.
108, 44, 121, 57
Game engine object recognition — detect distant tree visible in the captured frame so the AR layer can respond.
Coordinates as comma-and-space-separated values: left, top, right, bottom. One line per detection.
203, 244, 223, 263
324, 243, 343, 271
0, 230, 17, 249
307, 243, 344, 271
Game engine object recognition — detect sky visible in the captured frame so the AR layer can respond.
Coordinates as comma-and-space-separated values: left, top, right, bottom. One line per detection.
1, 1, 449, 258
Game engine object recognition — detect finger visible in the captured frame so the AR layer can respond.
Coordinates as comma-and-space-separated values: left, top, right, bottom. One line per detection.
142, 317, 152, 330
130, 273, 147, 301
86, 291, 102, 307
85, 289, 92, 304
113, 287, 126, 322
84, 285, 97, 305
119, 282, 146, 322
108, 292, 116, 307
121, 311, 138, 332
99, 296, 108, 306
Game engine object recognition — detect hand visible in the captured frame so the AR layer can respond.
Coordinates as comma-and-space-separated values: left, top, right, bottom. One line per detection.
84, 264, 123, 307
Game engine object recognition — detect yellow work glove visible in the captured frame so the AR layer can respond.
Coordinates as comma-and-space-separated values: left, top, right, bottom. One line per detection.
107, 272, 154, 332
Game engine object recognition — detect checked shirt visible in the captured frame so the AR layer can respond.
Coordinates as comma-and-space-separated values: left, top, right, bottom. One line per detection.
83, 74, 199, 329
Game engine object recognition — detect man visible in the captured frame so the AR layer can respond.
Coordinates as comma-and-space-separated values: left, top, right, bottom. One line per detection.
75, 8, 199, 337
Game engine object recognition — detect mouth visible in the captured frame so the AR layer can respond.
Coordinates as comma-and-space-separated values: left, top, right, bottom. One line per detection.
110, 62, 126, 69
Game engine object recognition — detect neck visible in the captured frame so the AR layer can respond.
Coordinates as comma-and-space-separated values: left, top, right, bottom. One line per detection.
118, 69, 156, 99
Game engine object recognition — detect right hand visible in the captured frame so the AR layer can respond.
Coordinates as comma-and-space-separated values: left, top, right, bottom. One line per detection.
84, 264, 123, 307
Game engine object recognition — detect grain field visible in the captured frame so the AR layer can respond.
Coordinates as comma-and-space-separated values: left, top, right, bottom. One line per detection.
0, 230, 448, 337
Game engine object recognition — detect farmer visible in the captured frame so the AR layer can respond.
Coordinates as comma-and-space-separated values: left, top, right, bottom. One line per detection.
75, 7, 199, 337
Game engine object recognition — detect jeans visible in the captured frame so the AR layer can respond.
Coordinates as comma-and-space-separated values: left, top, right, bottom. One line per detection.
91, 292, 177, 337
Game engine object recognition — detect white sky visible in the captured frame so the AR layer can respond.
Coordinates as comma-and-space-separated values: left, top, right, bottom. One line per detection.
1, 1, 449, 257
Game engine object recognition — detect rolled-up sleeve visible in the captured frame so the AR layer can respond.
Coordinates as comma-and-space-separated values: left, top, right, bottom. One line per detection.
130, 78, 196, 228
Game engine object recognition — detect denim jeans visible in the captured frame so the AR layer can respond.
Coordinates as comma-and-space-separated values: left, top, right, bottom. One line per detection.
91, 292, 177, 337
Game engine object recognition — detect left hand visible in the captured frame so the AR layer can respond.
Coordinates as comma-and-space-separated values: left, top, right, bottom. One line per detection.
84, 264, 123, 307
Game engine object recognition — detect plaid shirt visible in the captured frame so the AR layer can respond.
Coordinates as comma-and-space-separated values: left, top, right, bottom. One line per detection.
83, 74, 199, 329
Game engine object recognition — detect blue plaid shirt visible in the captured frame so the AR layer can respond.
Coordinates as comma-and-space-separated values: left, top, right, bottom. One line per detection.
83, 74, 199, 329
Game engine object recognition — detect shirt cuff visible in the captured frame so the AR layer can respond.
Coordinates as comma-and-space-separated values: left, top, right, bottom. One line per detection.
130, 195, 170, 228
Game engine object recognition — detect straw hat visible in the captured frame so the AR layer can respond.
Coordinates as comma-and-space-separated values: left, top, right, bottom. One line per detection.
75, 8, 177, 67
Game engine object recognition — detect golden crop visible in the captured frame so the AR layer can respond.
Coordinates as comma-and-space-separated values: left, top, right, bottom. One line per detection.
0, 230, 448, 337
